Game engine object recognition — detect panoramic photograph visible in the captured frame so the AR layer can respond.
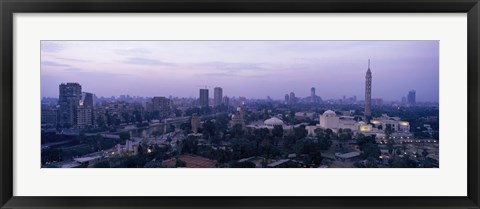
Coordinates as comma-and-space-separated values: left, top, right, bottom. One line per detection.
41, 41, 439, 168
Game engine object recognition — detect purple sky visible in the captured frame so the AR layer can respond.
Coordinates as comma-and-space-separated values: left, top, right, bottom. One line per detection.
41, 41, 439, 102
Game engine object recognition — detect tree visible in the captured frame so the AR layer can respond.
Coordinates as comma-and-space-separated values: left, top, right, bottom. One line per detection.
230, 124, 245, 138
175, 159, 187, 167
93, 160, 110, 168
151, 130, 161, 144
422, 148, 429, 159
229, 161, 256, 168
387, 139, 395, 155
119, 132, 131, 143
253, 128, 270, 147
293, 125, 308, 140
272, 125, 284, 138
202, 120, 216, 140
395, 148, 402, 156
385, 124, 394, 138
41, 148, 63, 164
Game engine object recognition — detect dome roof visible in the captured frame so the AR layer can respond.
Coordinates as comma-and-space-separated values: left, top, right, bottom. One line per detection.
323, 110, 336, 116
264, 117, 284, 126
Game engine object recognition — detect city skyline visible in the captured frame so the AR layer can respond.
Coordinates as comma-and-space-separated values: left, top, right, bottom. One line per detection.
41, 41, 439, 101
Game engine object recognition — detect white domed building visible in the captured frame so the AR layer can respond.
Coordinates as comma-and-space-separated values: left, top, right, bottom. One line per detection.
264, 117, 284, 127
319, 110, 340, 130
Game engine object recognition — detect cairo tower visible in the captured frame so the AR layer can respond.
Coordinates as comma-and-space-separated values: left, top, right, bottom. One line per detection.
364, 59, 372, 119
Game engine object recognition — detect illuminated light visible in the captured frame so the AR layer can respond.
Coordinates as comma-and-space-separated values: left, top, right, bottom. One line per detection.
399, 122, 409, 126
147, 148, 152, 153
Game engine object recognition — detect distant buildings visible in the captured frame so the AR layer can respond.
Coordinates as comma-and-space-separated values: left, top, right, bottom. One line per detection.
231, 107, 245, 129
371, 98, 383, 106
316, 109, 411, 138
214, 87, 223, 107
199, 89, 209, 107
284, 94, 289, 104
408, 90, 416, 106
222, 96, 230, 108
151, 96, 170, 119
289, 92, 296, 105
364, 59, 372, 119
191, 113, 201, 133
58, 83, 82, 128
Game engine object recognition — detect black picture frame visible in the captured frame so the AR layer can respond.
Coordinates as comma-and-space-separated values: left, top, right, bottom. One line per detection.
1, 0, 479, 208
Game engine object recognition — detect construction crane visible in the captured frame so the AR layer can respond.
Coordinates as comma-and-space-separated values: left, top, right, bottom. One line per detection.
196, 85, 211, 89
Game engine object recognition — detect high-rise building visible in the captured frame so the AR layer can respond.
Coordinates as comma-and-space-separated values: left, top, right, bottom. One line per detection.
214, 87, 223, 107
223, 96, 230, 108
199, 89, 209, 107
77, 92, 95, 128
401, 97, 407, 106
289, 92, 296, 105
80, 92, 94, 107
231, 107, 245, 130
408, 90, 416, 106
284, 94, 290, 104
77, 106, 93, 128
41, 107, 57, 125
58, 83, 82, 128
152, 96, 170, 119
311, 87, 316, 103
364, 59, 372, 119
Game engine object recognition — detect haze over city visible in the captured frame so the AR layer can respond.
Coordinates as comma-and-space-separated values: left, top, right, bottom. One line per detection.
41, 41, 439, 101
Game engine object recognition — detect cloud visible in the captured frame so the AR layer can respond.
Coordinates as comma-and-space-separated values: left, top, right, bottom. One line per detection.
64, 67, 83, 71
41, 42, 64, 53
115, 48, 151, 55
195, 62, 275, 78
42, 61, 71, 67
121, 57, 175, 66
197, 62, 269, 72
56, 57, 89, 62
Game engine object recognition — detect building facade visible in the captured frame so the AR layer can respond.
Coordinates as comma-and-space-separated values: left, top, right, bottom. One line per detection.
199, 89, 209, 108
213, 87, 223, 107
58, 83, 82, 128
408, 90, 416, 106
152, 96, 171, 119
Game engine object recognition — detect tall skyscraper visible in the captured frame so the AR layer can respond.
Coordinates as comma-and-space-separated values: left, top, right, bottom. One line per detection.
58, 83, 82, 128
284, 94, 290, 104
199, 89, 209, 107
408, 90, 416, 106
311, 87, 316, 103
364, 59, 372, 119
213, 87, 223, 107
